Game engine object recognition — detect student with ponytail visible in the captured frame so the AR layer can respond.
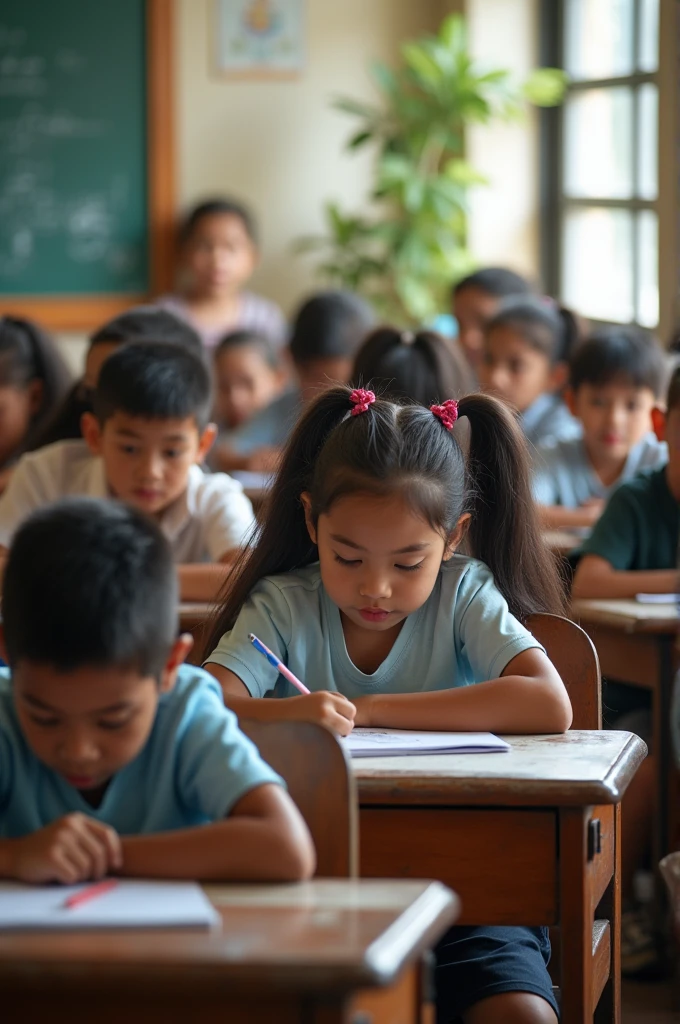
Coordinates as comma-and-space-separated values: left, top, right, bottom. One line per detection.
204, 383, 570, 1022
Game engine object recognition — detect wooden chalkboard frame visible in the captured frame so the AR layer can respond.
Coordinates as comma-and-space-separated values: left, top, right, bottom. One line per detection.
0, 0, 174, 331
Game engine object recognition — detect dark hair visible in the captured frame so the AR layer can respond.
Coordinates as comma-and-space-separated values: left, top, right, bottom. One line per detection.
352, 327, 475, 406
453, 267, 533, 300
486, 296, 581, 365
0, 316, 72, 460
570, 325, 667, 397
289, 291, 375, 366
179, 197, 258, 247
3, 498, 177, 677
89, 306, 202, 353
214, 329, 281, 370
30, 308, 203, 450
203, 385, 565, 655
94, 341, 213, 429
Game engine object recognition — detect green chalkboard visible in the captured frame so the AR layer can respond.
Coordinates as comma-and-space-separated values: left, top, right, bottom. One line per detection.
0, 0, 148, 296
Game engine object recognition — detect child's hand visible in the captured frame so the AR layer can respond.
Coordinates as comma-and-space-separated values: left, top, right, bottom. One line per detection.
9, 814, 123, 884
287, 691, 356, 736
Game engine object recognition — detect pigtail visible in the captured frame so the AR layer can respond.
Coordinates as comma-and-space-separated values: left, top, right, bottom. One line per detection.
457, 392, 566, 619
201, 386, 354, 657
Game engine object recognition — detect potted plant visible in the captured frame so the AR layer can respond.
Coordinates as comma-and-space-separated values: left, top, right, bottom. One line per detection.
297, 14, 566, 325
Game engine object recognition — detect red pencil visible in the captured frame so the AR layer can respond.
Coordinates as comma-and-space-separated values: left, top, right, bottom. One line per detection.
62, 878, 119, 910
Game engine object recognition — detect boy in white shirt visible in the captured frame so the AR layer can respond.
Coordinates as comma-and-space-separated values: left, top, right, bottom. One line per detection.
532, 326, 668, 530
0, 342, 255, 600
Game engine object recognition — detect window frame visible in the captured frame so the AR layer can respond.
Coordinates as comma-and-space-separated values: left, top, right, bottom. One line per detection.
539, 0, 659, 328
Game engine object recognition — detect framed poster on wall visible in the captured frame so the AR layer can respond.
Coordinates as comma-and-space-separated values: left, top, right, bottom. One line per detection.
214, 0, 305, 78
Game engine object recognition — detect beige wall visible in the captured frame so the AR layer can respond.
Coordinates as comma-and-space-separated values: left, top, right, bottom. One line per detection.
175, 0, 442, 317
465, 0, 540, 282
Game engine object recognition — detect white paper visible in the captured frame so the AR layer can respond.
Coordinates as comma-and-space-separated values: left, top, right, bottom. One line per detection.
636, 593, 680, 604
343, 727, 510, 757
0, 879, 221, 931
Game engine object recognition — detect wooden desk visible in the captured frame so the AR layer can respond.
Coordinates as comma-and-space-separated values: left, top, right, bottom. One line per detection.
0, 879, 458, 1024
544, 529, 582, 556
571, 598, 678, 858
356, 730, 646, 1024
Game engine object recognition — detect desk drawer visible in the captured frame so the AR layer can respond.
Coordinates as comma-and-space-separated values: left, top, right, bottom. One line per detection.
360, 808, 557, 926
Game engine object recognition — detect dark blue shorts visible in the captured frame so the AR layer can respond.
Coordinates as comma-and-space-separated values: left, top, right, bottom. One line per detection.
435, 925, 559, 1021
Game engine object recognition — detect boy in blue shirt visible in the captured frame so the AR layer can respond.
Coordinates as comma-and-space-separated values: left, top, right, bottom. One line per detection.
0, 498, 314, 884
533, 326, 668, 530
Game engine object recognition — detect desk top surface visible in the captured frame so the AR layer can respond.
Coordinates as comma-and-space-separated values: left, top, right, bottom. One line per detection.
354, 730, 646, 807
0, 879, 457, 993
572, 597, 678, 634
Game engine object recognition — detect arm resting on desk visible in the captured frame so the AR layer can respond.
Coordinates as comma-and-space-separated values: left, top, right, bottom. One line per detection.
572, 553, 678, 599
208, 650, 572, 735
539, 502, 603, 530
120, 783, 315, 882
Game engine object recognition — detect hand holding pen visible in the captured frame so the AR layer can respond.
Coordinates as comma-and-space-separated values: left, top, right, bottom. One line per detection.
248, 633, 356, 736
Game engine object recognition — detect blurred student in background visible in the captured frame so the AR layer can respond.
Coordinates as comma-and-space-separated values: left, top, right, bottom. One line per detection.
452, 267, 533, 375
352, 326, 474, 407
158, 198, 287, 352
31, 307, 202, 450
213, 330, 287, 434
533, 326, 667, 530
212, 290, 374, 474
0, 316, 72, 492
480, 296, 582, 448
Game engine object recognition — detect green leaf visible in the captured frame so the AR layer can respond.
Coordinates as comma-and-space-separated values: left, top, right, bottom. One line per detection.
522, 68, 568, 106
438, 13, 466, 55
401, 41, 443, 86
347, 130, 373, 150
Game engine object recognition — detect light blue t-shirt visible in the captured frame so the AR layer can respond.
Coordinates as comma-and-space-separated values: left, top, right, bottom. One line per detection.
532, 432, 668, 507
207, 556, 543, 698
0, 664, 282, 839
226, 389, 301, 455
521, 393, 582, 448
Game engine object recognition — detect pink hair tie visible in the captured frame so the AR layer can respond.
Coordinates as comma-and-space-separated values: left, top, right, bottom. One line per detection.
430, 399, 459, 430
349, 388, 376, 416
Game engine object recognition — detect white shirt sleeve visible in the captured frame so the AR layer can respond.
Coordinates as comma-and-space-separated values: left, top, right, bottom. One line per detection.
0, 450, 61, 547
194, 472, 257, 560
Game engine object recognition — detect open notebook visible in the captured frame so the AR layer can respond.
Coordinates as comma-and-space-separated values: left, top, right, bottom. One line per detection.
0, 880, 221, 931
343, 728, 510, 757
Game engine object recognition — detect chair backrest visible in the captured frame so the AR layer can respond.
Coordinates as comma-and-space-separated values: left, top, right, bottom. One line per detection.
526, 612, 602, 729
239, 719, 358, 877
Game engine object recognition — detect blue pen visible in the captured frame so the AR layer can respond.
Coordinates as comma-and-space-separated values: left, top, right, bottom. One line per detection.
248, 633, 310, 694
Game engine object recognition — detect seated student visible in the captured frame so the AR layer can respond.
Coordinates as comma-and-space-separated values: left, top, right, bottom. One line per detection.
452, 267, 533, 375
0, 342, 255, 602
212, 329, 287, 435
571, 363, 680, 600
352, 326, 475, 406
31, 306, 202, 450
202, 384, 571, 1024
533, 326, 668, 529
480, 296, 582, 448
0, 498, 314, 884
157, 198, 287, 352
0, 316, 72, 489
213, 290, 374, 474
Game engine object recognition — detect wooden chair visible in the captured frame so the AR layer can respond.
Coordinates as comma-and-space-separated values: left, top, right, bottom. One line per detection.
527, 612, 602, 729
239, 719, 358, 877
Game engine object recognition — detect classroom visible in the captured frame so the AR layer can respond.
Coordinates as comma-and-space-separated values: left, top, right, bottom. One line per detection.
0, 1, 677, 1022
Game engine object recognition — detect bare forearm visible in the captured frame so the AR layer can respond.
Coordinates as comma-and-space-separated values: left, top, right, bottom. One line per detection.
211, 446, 251, 472
356, 675, 572, 734
572, 563, 678, 599
221, 690, 304, 723
0, 839, 16, 878
539, 505, 597, 529
120, 816, 313, 882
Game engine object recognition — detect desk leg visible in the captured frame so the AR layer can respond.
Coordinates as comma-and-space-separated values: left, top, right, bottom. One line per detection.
595, 803, 621, 1024
559, 807, 595, 1024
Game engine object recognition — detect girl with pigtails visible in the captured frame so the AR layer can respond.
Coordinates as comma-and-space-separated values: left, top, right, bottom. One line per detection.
204, 384, 571, 1024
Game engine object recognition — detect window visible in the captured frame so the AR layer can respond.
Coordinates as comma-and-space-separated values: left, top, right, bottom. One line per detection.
541, 0, 659, 327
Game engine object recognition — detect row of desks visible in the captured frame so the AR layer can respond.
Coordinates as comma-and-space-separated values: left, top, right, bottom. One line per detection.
0, 730, 646, 1024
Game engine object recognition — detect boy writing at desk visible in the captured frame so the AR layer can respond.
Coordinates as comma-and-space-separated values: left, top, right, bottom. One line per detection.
0, 341, 256, 601
0, 498, 314, 883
